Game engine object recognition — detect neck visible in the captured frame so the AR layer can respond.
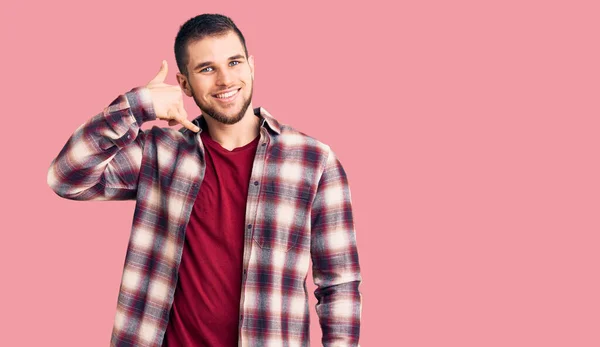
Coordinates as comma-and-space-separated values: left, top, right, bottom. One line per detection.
203, 105, 260, 151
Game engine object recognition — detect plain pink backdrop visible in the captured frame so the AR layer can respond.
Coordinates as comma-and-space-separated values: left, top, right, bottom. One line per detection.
1, 0, 599, 346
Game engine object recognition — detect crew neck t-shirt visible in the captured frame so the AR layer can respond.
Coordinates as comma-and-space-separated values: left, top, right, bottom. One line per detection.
162, 129, 260, 346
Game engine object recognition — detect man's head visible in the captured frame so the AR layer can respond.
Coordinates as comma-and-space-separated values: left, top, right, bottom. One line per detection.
175, 14, 254, 125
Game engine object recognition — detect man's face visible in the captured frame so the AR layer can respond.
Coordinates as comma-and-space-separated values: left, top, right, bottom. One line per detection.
177, 31, 255, 125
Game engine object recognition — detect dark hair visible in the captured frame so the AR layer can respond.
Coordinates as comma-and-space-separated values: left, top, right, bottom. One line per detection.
174, 13, 248, 76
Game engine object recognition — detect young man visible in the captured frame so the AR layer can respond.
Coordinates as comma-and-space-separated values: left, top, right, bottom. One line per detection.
47, 14, 362, 347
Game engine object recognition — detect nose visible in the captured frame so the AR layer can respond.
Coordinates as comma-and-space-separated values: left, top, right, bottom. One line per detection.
216, 67, 234, 86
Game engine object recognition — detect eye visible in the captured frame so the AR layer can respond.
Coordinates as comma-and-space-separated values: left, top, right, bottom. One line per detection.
200, 66, 213, 73
230, 61, 240, 66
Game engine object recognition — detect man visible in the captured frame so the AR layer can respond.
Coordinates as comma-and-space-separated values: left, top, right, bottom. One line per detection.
47, 13, 362, 347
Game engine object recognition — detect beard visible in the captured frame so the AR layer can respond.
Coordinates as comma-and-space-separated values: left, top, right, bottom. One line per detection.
191, 84, 253, 125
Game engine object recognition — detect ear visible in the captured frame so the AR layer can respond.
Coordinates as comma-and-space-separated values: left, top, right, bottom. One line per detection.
248, 55, 255, 80
176, 72, 193, 97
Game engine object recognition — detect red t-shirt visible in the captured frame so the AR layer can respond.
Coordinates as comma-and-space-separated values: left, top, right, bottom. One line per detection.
162, 129, 259, 346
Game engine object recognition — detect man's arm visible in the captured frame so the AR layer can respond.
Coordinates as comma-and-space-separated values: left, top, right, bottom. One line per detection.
47, 61, 199, 201
46, 87, 156, 201
311, 146, 363, 346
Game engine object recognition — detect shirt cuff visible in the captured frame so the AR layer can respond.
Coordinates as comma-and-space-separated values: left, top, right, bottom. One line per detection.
125, 86, 157, 124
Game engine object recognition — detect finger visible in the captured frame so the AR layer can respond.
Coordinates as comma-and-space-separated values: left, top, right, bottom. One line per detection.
176, 102, 189, 121
166, 108, 196, 132
148, 60, 168, 85
163, 105, 198, 132
166, 107, 178, 121
180, 118, 200, 132
177, 103, 199, 132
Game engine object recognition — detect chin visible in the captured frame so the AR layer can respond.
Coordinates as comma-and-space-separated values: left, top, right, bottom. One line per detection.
194, 90, 252, 125
204, 107, 246, 125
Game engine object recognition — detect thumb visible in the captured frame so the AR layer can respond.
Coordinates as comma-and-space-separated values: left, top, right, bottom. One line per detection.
148, 60, 168, 84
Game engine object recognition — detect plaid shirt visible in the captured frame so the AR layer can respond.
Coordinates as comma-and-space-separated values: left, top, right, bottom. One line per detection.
47, 87, 362, 346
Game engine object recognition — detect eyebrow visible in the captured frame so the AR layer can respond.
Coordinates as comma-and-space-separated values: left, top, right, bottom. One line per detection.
193, 54, 247, 71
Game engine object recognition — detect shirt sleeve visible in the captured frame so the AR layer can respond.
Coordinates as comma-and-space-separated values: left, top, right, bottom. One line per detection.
47, 86, 157, 201
310, 146, 363, 346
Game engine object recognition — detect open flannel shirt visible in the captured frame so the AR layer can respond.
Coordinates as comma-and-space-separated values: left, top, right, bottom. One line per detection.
47, 87, 362, 346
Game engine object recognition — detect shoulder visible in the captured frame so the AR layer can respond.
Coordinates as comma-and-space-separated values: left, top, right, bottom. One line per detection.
278, 123, 331, 154
265, 113, 336, 170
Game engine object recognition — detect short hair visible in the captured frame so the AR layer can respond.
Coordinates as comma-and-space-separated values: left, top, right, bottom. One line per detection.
174, 13, 248, 76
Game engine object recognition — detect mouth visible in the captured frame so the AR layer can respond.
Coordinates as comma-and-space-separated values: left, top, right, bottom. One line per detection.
213, 88, 241, 103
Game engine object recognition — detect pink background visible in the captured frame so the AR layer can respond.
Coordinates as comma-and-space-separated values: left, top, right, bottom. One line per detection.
1, 0, 599, 346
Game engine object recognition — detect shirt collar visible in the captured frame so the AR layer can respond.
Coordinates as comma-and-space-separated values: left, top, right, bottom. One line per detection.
256, 107, 281, 134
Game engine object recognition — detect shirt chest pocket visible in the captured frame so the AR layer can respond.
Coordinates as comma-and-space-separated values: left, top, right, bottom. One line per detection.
252, 180, 312, 252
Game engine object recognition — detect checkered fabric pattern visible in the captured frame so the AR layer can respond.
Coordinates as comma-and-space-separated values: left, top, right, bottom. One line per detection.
47, 87, 362, 346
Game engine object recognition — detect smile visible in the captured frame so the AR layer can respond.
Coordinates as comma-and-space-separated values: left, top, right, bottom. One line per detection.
213, 88, 240, 102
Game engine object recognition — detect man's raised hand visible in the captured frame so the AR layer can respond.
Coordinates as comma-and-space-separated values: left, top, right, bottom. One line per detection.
145, 60, 200, 132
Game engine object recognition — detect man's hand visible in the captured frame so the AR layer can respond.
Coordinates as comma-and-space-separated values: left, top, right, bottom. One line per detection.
145, 60, 200, 132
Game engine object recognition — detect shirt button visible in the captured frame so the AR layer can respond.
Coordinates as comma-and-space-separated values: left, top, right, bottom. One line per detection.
243, 269, 247, 275
253, 181, 259, 186
261, 142, 266, 146
240, 315, 244, 322
247, 224, 252, 229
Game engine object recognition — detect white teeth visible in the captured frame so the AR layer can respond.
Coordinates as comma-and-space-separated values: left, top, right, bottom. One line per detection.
215, 89, 238, 98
